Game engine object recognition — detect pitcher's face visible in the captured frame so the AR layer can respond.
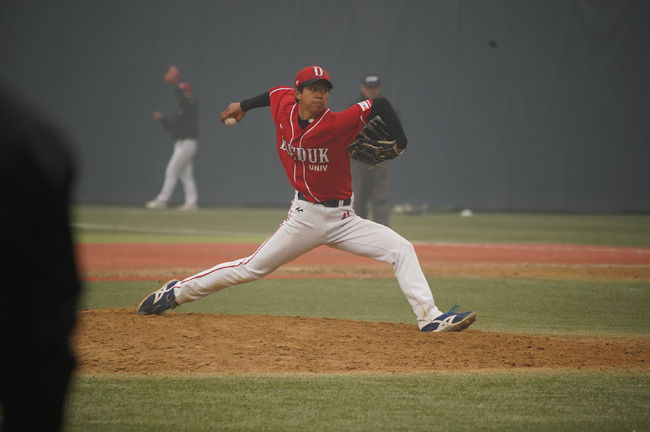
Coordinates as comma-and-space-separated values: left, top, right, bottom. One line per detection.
296, 82, 331, 118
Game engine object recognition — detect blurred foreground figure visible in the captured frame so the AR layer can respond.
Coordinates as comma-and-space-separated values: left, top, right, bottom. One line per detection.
0, 84, 82, 431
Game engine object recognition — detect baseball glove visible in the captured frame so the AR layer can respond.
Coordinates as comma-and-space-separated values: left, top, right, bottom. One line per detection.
348, 116, 403, 166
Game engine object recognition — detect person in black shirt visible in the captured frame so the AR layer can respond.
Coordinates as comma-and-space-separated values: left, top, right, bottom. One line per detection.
146, 65, 199, 211
349, 74, 393, 226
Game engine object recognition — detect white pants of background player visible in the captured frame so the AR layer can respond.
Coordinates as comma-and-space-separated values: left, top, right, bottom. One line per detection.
154, 138, 198, 206
174, 193, 443, 329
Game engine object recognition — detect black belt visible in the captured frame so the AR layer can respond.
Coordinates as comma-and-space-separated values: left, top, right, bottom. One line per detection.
297, 192, 351, 208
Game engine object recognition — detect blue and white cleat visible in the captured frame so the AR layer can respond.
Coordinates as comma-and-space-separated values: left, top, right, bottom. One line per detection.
421, 305, 476, 332
136, 280, 179, 315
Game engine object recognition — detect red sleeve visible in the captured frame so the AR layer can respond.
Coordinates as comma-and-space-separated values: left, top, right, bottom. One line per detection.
269, 86, 295, 123
330, 99, 374, 137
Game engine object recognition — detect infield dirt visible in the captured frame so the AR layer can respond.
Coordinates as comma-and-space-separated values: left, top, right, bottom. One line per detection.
78, 242, 650, 281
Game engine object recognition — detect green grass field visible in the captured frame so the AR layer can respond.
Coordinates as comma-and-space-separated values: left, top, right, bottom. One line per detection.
69, 373, 648, 432
74, 205, 650, 245
62, 206, 650, 430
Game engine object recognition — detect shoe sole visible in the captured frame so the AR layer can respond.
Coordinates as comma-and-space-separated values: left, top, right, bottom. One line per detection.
436, 311, 477, 332
136, 279, 177, 315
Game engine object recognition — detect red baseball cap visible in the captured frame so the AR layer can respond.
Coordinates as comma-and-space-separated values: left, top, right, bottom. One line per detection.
294, 65, 333, 89
179, 82, 192, 92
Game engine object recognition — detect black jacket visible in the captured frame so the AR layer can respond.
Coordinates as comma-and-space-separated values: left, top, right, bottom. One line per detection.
160, 85, 198, 139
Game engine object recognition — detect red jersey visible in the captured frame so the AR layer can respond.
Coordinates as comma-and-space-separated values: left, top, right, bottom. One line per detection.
269, 86, 373, 202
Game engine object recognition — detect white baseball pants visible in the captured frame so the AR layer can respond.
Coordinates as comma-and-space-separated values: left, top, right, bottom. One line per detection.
174, 194, 442, 329
154, 138, 198, 206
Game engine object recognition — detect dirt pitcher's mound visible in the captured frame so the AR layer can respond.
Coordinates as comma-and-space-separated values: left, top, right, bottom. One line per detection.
73, 309, 649, 375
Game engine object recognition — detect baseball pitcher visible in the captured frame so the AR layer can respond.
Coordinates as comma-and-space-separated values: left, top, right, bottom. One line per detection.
137, 65, 476, 332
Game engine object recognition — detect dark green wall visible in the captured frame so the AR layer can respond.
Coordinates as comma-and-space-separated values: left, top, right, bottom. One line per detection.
2, 0, 649, 212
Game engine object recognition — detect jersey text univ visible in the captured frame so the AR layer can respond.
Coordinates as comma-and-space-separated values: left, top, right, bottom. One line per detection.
269, 86, 373, 202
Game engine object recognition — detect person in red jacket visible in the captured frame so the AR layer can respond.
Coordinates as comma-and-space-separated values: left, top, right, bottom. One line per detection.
137, 65, 476, 333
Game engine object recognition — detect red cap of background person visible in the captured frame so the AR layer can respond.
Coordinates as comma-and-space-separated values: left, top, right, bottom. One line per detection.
294, 65, 333, 89
179, 82, 192, 92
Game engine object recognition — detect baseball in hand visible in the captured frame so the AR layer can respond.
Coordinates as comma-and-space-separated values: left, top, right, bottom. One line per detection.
224, 117, 237, 126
